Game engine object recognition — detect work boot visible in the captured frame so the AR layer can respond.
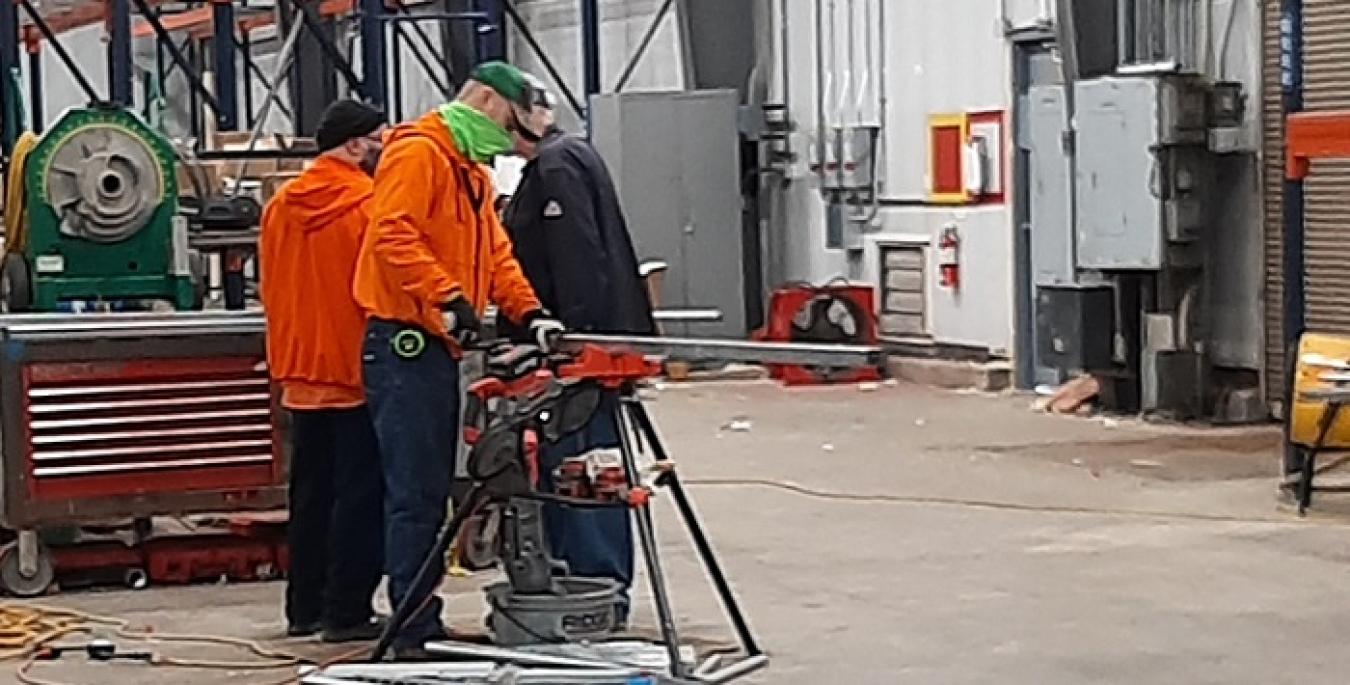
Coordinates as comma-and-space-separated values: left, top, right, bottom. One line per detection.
321, 616, 389, 644
286, 621, 322, 638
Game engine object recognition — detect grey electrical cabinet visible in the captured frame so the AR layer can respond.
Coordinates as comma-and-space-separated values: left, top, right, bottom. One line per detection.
1073, 75, 1212, 270
589, 90, 746, 338
1026, 84, 1076, 286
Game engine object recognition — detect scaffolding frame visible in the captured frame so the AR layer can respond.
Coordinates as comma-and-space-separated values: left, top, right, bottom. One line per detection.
0, 0, 685, 161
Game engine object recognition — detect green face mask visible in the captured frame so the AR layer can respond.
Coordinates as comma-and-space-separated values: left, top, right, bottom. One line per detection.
439, 101, 513, 163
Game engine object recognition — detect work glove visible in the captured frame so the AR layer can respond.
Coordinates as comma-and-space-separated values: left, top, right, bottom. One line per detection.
440, 296, 482, 347
522, 310, 566, 353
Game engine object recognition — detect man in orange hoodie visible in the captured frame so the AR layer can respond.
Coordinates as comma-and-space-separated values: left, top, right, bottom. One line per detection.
353, 61, 563, 656
260, 99, 387, 644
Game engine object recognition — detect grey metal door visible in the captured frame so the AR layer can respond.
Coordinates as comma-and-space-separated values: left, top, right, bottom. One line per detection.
1015, 43, 1072, 387
590, 90, 746, 338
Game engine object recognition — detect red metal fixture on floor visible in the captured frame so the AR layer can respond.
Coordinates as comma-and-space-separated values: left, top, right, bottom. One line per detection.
754, 282, 883, 386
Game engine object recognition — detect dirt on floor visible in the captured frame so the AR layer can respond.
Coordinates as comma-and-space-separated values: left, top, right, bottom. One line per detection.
978, 426, 1284, 482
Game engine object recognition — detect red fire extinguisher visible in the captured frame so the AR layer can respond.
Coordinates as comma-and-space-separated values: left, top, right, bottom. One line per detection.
937, 224, 960, 290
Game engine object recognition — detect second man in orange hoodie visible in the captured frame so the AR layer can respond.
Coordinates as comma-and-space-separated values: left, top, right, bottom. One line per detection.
261, 100, 388, 644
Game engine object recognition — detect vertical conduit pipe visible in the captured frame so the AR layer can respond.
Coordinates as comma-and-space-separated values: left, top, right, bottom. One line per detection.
1281, 0, 1305, 357
814, 0, 827, 185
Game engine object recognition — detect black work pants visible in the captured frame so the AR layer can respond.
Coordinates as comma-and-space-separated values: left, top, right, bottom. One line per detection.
285, 405, 385, 630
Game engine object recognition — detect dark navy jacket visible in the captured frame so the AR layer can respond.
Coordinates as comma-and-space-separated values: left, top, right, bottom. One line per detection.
503, 128, 656, 336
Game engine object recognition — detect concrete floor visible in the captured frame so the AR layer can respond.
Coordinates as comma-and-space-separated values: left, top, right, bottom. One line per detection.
15, 380, 1350, 685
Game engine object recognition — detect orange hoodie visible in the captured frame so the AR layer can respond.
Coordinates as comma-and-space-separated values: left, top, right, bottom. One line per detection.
352, 111, 540, 349
260, 155, 372, 410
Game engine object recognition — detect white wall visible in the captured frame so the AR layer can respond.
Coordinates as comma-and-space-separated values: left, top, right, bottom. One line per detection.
1203, 0, 1264, 372
771, 0, 1021, 354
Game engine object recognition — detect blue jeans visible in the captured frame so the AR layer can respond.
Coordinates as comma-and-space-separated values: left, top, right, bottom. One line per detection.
362, 319, 460, 649
537, 392, 634, 615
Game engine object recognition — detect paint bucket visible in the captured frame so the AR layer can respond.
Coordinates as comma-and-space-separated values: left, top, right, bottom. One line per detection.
486, 576, 623, 646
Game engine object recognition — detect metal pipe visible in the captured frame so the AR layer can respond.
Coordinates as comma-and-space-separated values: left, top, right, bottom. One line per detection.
779, 0, 790, 130
1281, 0, 1306, 360
613, 0, 676, 92
108, 0, 133, 105
831, 0, 846, 126
814, 0, 826, 181
226, 16, 306, 196
17, 0, 103, 105
699, 654, 771, 684
846, 0, 859, 127
502, 1, 586, 118
560, 333, 884, 368
422, 642, 623, 670
213, 0, 239, 130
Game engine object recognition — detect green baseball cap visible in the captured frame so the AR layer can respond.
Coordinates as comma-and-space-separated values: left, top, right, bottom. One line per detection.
470, 61, 533, 110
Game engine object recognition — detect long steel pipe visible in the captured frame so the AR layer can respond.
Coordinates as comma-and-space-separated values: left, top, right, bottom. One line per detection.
561, 333, 884, 368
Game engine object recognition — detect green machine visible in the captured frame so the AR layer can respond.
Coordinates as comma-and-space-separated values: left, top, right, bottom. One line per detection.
4, 106, 199, 311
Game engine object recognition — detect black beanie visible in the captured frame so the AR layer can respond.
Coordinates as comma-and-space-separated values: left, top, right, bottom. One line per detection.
315, 100, 385, 152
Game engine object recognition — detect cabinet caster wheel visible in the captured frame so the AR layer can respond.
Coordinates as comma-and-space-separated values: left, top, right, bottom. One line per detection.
123, 568, 149, 590
0, 540, 54, 598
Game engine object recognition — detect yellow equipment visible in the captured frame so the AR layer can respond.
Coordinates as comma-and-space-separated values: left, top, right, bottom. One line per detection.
1287, 332, 1350, 449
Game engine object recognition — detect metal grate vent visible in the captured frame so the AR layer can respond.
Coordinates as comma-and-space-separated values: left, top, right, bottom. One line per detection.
22, 358, 276, 495
878, 245, 927, 340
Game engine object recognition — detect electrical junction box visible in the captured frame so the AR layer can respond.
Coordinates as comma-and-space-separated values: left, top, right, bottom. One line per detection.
1072, 75, 1213, 270
1036, 284, 1115, 374
819, 126, 879, 193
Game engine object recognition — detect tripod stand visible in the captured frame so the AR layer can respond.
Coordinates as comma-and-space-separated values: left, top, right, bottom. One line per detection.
368, 342, 766, 683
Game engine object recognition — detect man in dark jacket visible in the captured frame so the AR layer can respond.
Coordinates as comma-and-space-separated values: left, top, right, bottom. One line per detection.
503, 82, 655, 625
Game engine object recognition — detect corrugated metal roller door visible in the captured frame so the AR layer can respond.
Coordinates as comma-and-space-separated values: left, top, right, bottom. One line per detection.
1265, 0, 1350, 407
1303, 0, 1350, 337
